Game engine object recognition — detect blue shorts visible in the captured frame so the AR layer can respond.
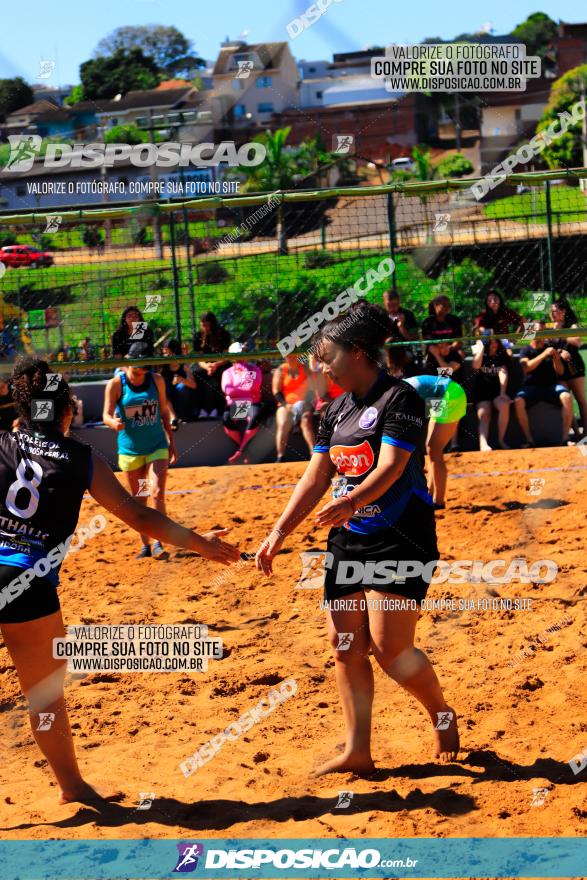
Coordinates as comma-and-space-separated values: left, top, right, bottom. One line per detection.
516, 384, 568, 408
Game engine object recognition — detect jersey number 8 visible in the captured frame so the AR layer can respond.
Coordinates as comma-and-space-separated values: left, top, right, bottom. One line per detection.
6, 457, 43, 519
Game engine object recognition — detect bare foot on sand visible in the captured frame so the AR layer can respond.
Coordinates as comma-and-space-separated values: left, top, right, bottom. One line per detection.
59, 781, 125, 806
432, 705, 460, 763
311, 751, 375, 777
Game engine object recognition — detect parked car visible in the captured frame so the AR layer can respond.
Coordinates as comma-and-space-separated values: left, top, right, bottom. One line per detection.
0, 245, 54, 268
391, 157, 416, 172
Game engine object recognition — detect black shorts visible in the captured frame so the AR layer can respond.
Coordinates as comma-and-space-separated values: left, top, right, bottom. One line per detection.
0, 564, 60, 624
324, 495, 438, 603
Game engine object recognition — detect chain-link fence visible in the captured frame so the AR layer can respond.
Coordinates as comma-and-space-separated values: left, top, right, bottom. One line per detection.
0, 168, 585, 365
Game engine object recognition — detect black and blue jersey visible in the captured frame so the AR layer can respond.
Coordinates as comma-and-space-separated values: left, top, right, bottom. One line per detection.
314, 371, 433, 535
0, 427, 92, 584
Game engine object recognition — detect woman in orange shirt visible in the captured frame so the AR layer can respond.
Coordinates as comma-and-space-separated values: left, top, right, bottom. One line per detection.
272, 354, 316, 462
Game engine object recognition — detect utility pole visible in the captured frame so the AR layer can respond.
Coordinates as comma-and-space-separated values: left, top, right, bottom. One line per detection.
454, 93, 462, 151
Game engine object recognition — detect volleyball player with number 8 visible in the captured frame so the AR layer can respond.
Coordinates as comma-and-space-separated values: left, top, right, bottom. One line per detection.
0, 358, 240, 806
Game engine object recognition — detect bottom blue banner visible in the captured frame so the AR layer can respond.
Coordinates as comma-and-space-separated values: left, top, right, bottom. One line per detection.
0, 837, 586, 878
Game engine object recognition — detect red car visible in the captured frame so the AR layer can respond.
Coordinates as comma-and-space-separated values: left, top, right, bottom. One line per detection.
0, 245, 54, 268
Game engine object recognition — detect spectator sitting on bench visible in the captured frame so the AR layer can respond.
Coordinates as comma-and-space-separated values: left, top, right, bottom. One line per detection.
192, 312, 231, 417
159, 338, 199, 427
514, 324, 574, 447
272, 354, 316, 462
471, 337, 511, 451
474, 292, 525, 338
221, 343, 263, 465
111, 306, 155, 358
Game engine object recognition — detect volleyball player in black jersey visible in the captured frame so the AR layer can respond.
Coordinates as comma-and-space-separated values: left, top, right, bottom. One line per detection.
0, 359, 240, 806
256, 303, 459, 774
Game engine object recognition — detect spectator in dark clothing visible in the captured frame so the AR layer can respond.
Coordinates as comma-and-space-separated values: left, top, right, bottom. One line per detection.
422, 341, 464, 385
192, 312, 231, 417
514, 325, 574, 446
383, 289, 419, 375
549, 297, 587, 436
471, 337, 511, 450
159, 338, 200, 426
474, 292, 524, 337
422, 296, 463, 346
111, 306, 155, 358
382, 289, 418, 341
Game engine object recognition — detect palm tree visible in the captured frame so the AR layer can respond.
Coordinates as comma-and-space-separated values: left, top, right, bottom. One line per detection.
238, 127, 297, 255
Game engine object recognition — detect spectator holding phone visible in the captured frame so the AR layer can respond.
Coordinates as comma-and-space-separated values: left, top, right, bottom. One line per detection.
514, 325, 574, 447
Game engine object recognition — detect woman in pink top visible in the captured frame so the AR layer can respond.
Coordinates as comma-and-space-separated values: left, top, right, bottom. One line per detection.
221, 343, 263, 464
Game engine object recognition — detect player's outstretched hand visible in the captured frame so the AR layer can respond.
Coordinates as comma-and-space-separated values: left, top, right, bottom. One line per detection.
255, 530, 284, 576
198, 529, 241, 565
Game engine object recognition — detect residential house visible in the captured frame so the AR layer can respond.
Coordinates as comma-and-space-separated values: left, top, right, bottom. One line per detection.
299, 49, 397, 108
478, 77, 552, 174
211, 40, 299, 129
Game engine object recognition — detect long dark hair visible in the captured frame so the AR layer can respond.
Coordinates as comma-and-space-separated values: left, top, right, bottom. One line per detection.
11, 357, 73, 428
553, 297, 578, 327
483, 291, 506, 314
483, 336, 508, 361
315, 301, 393, 365
118, 305, 144, 332
198, 311, 224, 348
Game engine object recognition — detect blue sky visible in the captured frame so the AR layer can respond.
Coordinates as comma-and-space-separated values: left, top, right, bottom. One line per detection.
1, 0, 586, 85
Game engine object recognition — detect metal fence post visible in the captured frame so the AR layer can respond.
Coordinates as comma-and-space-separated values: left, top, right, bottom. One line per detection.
544, 180, 555, 296
180, 192, 196, 338
168, 208, 182, 345
386, 192, 397, 293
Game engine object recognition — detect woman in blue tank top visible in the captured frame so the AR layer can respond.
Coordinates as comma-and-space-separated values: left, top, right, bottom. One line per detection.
103, 357, 177, 559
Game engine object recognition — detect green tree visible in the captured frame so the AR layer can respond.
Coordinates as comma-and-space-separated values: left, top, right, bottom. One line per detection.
94, 25, 204, 78
0, 77, 34, 120
435, 153, 474, 178
535, 65, 587, 168
104, 124, 150, 145
238, 128, 297, 255
80, 48, 160, 100
64, 84, 85, 106
434, 258, 495, 323
512, 12, 558, 60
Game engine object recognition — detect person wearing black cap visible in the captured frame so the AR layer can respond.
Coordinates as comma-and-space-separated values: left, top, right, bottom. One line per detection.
103, 342, 176, 559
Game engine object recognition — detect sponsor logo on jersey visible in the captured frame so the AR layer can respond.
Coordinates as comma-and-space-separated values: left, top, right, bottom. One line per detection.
330, 441, 374, 476
359, 406, 379, 430
355, 503, 382, 517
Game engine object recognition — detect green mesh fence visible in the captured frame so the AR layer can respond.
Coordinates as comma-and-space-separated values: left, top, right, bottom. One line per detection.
0, 168, 585, 368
